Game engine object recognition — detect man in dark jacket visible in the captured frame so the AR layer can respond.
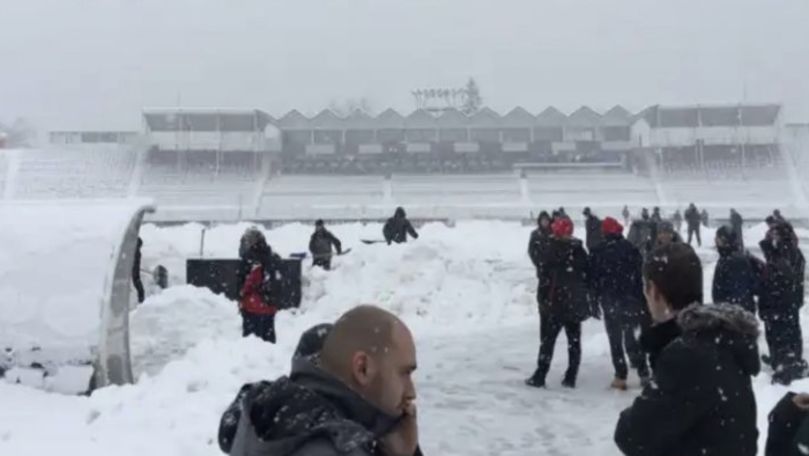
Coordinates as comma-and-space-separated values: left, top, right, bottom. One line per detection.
650, 207, 662, 223
766, 392, 809, 456
220, 306, 419, 456
309, 220, 342, 270
712, 226, 759, 314
383, 207, 419, 245
684, 203, 701, 246
219, 322, 425, 456
132, 237, 145, 303
557, 206, 570, 222
730, 208, 744, 251
615, 242, 760, 456
526, 217, 591, 389
650, 221, 682, 252
528, 210, 554, 358
582, 207, 604, 252
672, 209, 683, 234
760, 222, 807, 385
589, 217, 649, 390
528, 211, 553, 274
640, 208, 650, 221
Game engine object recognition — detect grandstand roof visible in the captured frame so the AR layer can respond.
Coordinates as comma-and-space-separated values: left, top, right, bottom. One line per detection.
262, 103, 782, 132
468, 107, 501, 128
436, 108, 469, 128
277, 110, 311, 129
601, 105, 633, 126
501, 107, 536, 128
143, 108, 272, 132
310, 109, 344, 129
534, 107, 567, 127
566, 106, 601, 127
375, 109, 406, 129
405, 109, 438, 129
637, 104, 781, 128
345, 109, 374, 129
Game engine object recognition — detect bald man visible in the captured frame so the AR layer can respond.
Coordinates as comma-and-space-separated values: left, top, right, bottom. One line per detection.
221, 305, 419, 456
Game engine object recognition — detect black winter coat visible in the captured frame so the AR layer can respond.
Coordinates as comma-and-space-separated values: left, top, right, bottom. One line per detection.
588, 234, 645, 321
712, 247, 760, 313
731, 212, 744, 236
765, 392, 809, 456
528, 227, 552, 275
383, 217, 418, 244
309, 229, 342, 259
132, 237, 143, 277
759, 239, 805, 318
539, 237, 591, 322
220, 356, 398, 456
615, 303, 760, 456
584, 214, 604, 252
685, 207, 701, 228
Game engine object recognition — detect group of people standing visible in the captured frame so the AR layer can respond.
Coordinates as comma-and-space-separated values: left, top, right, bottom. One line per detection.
527, 208, 652, 389
527, 205, 807, 390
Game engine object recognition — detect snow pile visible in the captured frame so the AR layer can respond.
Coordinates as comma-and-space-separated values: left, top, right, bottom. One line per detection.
1, 219, 808, 455
139, 220, 540, 335
0, 200, 150, 391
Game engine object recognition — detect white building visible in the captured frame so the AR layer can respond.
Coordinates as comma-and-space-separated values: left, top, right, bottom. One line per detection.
630, 104, 783, 172
142, 108, 277, 153
49, 131, 140, 147
631, 104, 782, 149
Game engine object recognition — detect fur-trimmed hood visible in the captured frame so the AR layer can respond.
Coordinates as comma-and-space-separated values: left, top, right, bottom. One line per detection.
678, 303, 761, 376
678, 303, 759, 337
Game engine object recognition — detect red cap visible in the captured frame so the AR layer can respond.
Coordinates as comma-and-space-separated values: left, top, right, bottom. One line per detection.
551, 218, 574, 237
602, 216, 624, 235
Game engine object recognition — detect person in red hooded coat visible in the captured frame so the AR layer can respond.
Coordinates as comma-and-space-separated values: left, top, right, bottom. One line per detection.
238, 228, 281, 343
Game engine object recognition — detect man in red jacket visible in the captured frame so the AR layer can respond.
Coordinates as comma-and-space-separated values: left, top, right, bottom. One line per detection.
240, 262, 278, 343
238, 228, 280, 343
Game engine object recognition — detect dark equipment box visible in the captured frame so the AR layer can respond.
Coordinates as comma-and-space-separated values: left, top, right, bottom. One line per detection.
186, 258, 302, 309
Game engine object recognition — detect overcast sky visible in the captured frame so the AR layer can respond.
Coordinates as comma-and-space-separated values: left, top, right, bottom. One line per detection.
2, 0, 808, 130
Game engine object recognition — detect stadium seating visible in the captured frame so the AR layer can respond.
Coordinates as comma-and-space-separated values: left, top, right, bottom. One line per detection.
12, 147, 135, 199
138, 149, 259, 215
2, 145, 808, 222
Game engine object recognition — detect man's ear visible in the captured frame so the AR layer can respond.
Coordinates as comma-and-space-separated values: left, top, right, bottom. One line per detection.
351, 352, 376, 387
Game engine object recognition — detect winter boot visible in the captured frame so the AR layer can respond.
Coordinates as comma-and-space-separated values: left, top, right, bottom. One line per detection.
525, 370, 546, 388
610, 378, 628, 391
561, 371, 577, 389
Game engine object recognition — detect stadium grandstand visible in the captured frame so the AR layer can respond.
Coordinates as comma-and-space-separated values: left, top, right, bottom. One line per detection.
7, 102, 801, 223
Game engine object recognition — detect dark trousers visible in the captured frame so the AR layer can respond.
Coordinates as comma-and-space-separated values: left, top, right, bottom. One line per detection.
603, 308, 649, 380
535, 312, 581, 381
764, 307, 803, 378
313, 257, 332, 270
687, 226, 701, 247
132, 272, 145, 303
242, 312, 277, 343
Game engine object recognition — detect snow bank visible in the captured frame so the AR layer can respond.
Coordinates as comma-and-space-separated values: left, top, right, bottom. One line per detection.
0, 200, 152, 392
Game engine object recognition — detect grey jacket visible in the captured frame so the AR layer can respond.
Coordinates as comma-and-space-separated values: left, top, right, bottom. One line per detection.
221, 356, 399, 456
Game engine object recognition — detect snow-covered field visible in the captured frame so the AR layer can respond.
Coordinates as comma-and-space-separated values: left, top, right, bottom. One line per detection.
1, 219, 808, 455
